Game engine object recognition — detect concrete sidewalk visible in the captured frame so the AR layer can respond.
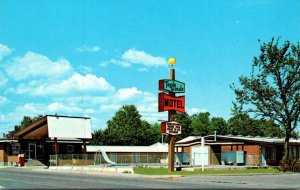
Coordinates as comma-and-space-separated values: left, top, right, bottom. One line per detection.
48, 165, 134, 174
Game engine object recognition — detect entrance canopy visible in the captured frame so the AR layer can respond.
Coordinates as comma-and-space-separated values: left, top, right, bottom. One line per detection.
14, 115, 92, 140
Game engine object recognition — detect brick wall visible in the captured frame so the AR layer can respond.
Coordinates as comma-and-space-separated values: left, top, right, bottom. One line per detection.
221, 146, 231, 152
182, 146, 190, 153
7, 156, 18, 163
243, 145, 260, 155
221, 145, 260, 154
0, 150, 5, 162
0, 143, 7, 162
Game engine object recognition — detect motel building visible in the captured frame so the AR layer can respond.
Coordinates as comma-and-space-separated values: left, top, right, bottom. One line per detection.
0, 115, 92, 166
176, 135, 300, 166
1, 115, 300, 168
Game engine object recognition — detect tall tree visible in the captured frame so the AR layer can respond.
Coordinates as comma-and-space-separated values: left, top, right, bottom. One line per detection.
148, 123, 162, 144
227, 112, 256, 136
191, 112, 211, 136
105, 105, 152, 145
254, 119, 284, 137
7, 115, 43, 138
231, 38, 300, 161
209, 117, 228, 135
91, 129, 107, 145
174, 112, 192, 140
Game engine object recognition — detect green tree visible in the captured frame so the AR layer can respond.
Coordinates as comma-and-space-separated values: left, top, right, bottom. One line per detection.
227, 113, 253, 136
254, 119, 284, 137
136, 120, 159, 145
210, 117, 228, 135
8, 115, 43, 137
91, 129, 106, 145
231, 38, 300, 161
228, 103, 284, 137
174, 112, 192, 140
148, 123, 162, 144
191, 112, 211, 136
105, 105, 152, 145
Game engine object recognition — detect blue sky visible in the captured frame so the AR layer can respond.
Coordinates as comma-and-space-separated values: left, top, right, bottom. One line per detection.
0, 0, 299, 134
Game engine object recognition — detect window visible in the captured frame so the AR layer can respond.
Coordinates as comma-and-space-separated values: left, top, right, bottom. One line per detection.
11, 143, 20, 156
266, 146, 275, 160
67, 145, 74, 153
289, 146, 297, 158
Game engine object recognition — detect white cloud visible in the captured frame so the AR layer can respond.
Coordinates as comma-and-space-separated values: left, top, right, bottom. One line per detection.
31, 73, 115, 96
0, 72, 8, 87
76, 45, 100, 52
110, 58, 131, 68
78, 65, 93, 74
0, 96, 9, 105
187, 107, 208, 115
84, 108, 95, 114
137, 68, 149, 72
100, 104, 121, 111
0, 44, 13, 61
137, 103, 157, 114
122, 49, 167, 67
15, 103, 47, 115
5, 51, 73, 80
48, 102, 83, 113
99, 61, 108, 67
115, 87, 142, 101
63, 96, 109, 105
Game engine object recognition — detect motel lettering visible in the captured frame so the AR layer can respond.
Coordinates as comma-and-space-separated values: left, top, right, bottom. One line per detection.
158, 93, 185, 113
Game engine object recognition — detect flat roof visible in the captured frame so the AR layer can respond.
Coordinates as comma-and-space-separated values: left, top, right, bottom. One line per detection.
87, 142, 168, 153
176, 135, 300, 146
0, 139, 18, 143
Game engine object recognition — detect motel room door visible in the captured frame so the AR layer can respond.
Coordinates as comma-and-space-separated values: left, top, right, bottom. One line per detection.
28, 143, 36, 160
191, 145, 209, 166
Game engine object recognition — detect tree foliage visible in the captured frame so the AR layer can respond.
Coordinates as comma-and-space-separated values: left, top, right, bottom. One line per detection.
96, 105, 160, 146
174, 112, 192, 140
7, 115, 43, 138
231, 38, 300, 160
210, 117, 228, 135
191, 112, 211, 136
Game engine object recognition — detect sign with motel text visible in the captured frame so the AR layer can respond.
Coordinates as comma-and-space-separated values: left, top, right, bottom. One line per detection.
158, 93, 185, 113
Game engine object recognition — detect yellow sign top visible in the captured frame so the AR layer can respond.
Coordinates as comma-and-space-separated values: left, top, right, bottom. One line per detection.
168, 57, 176, 66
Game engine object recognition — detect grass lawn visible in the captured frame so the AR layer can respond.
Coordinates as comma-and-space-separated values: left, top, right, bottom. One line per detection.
134, 167, 281, 175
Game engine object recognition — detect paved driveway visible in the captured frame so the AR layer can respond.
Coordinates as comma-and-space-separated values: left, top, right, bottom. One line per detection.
0, 167, 299, 189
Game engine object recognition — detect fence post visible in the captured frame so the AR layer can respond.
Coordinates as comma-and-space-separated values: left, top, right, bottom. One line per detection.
55, 154, 58, 166
147, 153, 149, 163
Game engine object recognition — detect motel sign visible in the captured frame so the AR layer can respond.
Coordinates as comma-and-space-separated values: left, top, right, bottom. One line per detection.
158, 93, 185, 113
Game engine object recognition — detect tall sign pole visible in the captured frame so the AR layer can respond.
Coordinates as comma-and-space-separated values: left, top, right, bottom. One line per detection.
158, 57, 185, 173
168, 67, 176, 173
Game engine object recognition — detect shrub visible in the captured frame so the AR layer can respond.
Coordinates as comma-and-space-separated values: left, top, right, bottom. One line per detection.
279, 157, 300, 172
